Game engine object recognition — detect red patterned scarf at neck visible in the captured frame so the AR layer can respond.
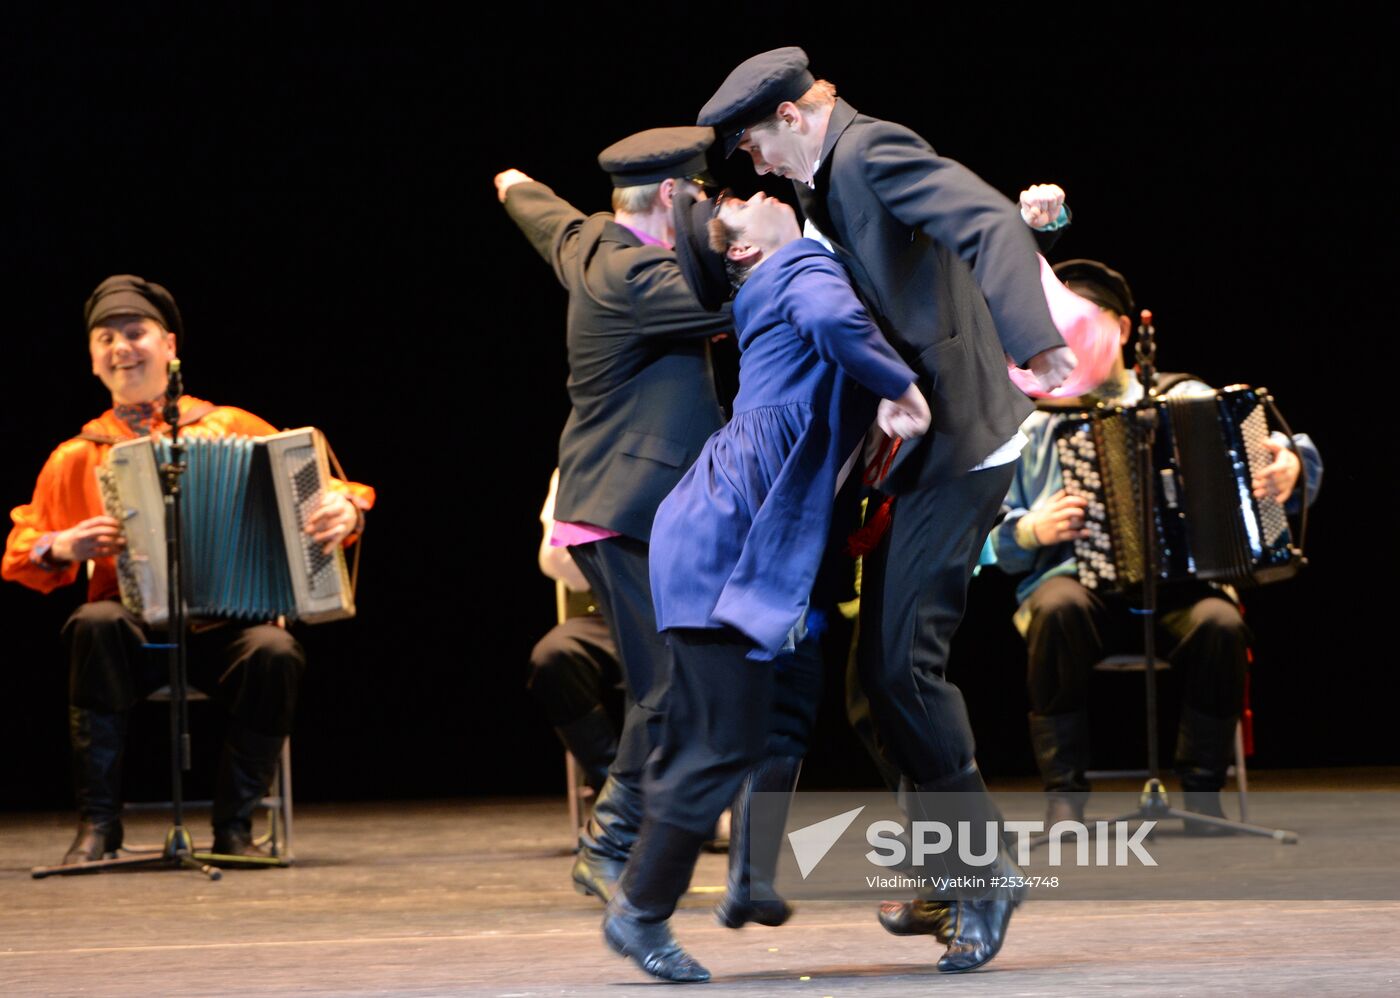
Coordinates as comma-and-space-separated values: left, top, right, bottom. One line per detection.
113, 397, 171, 437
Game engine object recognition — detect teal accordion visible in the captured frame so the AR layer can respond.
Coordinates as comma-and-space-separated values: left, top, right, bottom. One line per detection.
97, 428, 355, 625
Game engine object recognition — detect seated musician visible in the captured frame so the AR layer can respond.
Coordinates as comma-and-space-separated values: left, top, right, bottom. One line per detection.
1, 274, 374, 864
984, 259, 1322, 829
528, 469, 621, 792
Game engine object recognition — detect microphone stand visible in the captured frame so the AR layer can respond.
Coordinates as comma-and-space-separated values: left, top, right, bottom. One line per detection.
1105, 311, 1296, 842
33, 360, 221, 879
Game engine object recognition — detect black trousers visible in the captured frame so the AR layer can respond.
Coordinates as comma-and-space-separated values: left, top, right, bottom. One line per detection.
569, 536, 671, 791
526, 613, 621, 726
856, 464, 1015, 784
1023, 575, 1250, 720
63, 600, 305, 736
643, 627, 823, 834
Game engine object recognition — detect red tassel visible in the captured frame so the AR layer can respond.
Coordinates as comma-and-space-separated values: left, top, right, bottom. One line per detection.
863, 437, 902, 487
845, 436, 905, 557
847, 495, 895, 558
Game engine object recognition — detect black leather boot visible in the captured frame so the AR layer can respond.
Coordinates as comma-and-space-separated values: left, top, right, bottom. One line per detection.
1175, 705, 1238, 836
937, 846, 1027, 974
1028, 711, 1091, 826
927, 763, 1026, 974
877, 774, 957, 942
572, 775, 643, 902
555, 705, 617, 792
716, 755, 801, 929
62, 707, 128, 865
602, 818, 711, 983
211, 725, 285, 856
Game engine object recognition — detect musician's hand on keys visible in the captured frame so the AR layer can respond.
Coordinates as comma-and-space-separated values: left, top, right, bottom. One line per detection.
494, 169, 534, 203
1024, 490, 1089, 547
51, 515, 125, 563
1019, 183, 1066, 229
307, 493, 360, 554
876, 383, 932, 441
1252, 438, 1301, 504
1024, 344, 1077, 393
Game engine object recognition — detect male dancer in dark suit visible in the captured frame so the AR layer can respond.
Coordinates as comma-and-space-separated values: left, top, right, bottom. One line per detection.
495, 127, 732, 901
700, 48, 1076, 972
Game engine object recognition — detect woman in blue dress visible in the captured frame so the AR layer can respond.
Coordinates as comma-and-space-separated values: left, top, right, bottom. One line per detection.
603, 188, 930, 983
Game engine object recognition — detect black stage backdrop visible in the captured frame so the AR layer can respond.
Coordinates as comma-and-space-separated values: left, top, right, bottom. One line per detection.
2, 10, 1392, 810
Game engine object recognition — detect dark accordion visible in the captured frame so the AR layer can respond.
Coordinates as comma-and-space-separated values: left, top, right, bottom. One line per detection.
1052, 386, 1302, 593
96, 427, 355, 625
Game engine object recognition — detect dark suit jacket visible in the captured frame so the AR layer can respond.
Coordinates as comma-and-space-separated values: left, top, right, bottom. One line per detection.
505, 181, 731, 542
795, 100, 1067, 492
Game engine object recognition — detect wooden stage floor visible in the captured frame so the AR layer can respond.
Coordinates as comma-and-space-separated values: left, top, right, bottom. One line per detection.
4, 786, 1400, 997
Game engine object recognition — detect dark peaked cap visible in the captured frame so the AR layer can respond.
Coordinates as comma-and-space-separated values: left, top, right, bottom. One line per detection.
84, 274, 184, 338
671, 189, 730, 312
1052, 259, 1136, 318
698, 46, 815, 156
598, 126, 715, 188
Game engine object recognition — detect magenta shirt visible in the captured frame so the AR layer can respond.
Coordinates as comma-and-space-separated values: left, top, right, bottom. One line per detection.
617, 222, 667, 247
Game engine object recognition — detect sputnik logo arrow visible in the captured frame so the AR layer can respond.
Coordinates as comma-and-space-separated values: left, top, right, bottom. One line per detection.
787, 805, 866, 879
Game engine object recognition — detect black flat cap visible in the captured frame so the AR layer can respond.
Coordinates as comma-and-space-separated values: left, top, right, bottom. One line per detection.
598, 126, 715, 188
1053, 259, 1135, 317
671, 189, 730, 312
84, 274, 184, 338
698, 46, 815, 157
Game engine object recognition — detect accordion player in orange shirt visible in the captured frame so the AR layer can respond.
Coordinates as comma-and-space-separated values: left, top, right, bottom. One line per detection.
2, 274, 375, 865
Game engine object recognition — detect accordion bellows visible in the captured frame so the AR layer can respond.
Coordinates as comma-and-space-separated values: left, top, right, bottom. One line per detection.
1053, 386, 1300, 593
97, 427, 355, 625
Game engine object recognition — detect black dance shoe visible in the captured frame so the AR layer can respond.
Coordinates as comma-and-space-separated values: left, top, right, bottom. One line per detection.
877, 898, 957, 942
61, 819, 123, 866
937, 894, 1013, 973
211, 821, 269, 858
603, 890, 711, 983
936, 861, 1028, 974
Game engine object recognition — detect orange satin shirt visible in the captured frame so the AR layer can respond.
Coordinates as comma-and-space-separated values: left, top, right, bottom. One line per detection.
3, 396, 376, 602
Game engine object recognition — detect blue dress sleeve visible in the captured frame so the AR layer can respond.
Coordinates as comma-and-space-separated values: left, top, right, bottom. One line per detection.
775, 255, 914, 401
